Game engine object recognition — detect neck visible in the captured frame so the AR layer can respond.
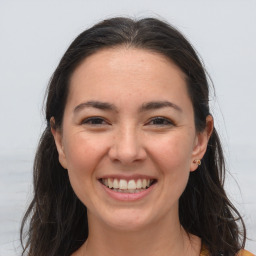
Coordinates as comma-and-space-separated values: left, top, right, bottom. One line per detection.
73, 213, 201, 256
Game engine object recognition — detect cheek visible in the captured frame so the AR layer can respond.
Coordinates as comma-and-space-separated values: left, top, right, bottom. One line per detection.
147, 133, 193, 211
63, 133, 106, 171
150, 132, 194, 171
149, 132, 194, 194
62, 134, 109, 196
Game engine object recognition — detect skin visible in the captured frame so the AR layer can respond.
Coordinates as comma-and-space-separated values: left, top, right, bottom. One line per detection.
52, 47, 213, 256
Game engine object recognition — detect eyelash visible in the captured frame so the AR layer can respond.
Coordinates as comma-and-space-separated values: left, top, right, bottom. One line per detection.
81, 116, 174, 127
146, 117, 174, 126
82, 117, 108, 125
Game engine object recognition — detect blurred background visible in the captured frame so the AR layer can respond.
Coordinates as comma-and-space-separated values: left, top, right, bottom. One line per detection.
0, 0, 255, 255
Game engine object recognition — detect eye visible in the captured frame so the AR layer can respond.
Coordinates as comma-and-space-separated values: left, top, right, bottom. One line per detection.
82, 117, 109, 126
146, 117, 174, 126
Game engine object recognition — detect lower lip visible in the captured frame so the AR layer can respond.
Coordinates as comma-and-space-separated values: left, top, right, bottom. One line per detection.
100, 182, 156, 201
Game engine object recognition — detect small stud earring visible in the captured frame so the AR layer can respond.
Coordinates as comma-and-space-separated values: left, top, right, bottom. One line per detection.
193, 159, 201, 166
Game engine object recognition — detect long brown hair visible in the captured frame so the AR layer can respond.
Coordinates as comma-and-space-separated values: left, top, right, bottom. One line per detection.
20, 17, 246, 256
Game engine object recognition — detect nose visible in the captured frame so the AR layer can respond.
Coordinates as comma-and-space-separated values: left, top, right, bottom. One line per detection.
108, 125, 147, 164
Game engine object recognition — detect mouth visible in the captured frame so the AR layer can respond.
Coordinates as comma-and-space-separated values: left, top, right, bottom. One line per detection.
99, 178, 157, 194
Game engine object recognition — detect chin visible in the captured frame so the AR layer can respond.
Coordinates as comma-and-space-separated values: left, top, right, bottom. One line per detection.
99, 209, 154, 232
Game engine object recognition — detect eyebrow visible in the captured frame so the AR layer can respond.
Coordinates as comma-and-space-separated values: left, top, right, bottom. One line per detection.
73, 100, 182, 113
74, 101, 117, 113
139, 101, 182, 112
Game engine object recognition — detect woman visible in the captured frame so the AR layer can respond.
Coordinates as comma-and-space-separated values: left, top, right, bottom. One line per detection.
20, 17, 254, 256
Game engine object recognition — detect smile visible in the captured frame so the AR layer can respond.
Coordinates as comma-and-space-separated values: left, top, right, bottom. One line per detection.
99, 178, 156, 194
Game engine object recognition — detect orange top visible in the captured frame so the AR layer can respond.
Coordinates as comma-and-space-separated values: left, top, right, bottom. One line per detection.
200, 245, 255, 256
237, 250, 255, 256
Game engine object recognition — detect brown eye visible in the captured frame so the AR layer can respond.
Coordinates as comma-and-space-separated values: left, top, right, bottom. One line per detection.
82, 117, 109, 125
147, 117, 174, 126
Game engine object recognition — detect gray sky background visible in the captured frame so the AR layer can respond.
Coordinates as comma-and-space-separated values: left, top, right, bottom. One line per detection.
0, 1, 255, 255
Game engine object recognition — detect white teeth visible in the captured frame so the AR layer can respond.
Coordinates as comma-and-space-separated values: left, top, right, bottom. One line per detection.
142, 179, 147, 188
136, 179, 142, 189
113, 179, 119, 189
119, 179, 128, 189
108, 178, 113, 188
127, 180, 136, 190
102, 178, 154, 191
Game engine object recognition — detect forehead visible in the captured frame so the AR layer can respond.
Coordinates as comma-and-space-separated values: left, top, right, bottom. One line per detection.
71, 46, 185, 81
67, 47, 189, 107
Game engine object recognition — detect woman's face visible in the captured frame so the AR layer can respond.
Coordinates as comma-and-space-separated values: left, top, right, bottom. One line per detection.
53, 47, 210, 231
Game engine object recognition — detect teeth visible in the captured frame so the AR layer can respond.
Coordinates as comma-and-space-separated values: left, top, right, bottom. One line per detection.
103, 179, 108, 186
119, 179, 127, 189
102, 178, 153, 191
112, 188, 145, 193
113, 179, 119, 189
142, 179, 147, 188
136, 179, 142, 189
128, 180, 136, 189
108, 178, 113, 188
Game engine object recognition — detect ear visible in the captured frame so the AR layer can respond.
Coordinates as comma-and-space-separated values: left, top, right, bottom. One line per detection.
50, 117, 68, 169
190, 115, 214, 172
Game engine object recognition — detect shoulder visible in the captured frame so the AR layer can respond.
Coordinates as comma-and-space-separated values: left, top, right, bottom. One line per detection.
200, 246, 255, 256
237, 249, 255, 256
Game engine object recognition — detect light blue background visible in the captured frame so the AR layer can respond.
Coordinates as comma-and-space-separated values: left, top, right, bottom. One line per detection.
0, 1, 255, 255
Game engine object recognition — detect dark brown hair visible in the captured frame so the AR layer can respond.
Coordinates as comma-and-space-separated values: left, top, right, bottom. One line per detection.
20, 17, 246, 256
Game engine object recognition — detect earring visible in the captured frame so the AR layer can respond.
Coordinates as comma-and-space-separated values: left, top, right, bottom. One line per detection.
193, 159, 201, 166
